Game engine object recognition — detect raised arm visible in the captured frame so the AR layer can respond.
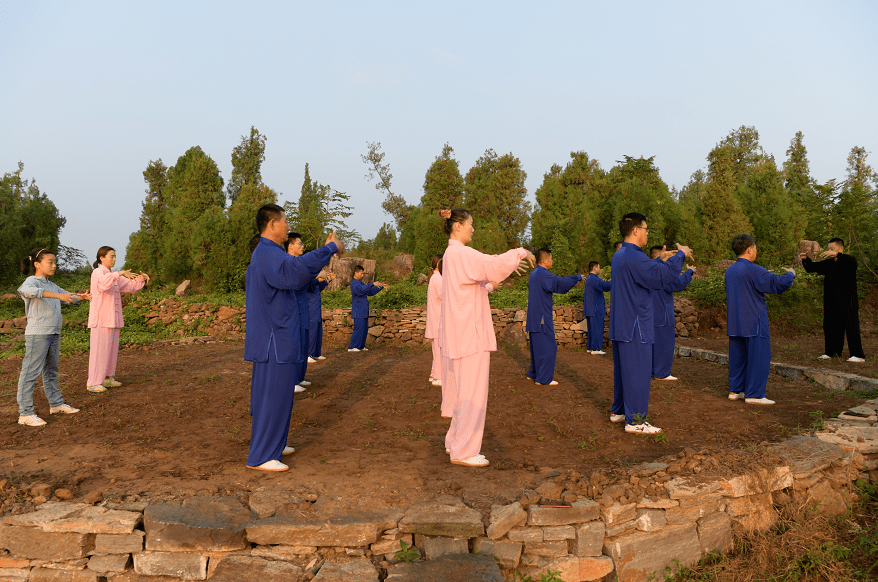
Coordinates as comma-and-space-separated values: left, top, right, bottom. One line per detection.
542, 273, 582, 295
666, 268, 694, 293
264, 242, 338, 291
630, 251, 686, 290
754, 266, 795, 295
461, 247, 528, 285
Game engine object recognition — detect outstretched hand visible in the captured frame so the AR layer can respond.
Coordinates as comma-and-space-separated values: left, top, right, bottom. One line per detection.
687, 264, 696, 272
781, 267, 795, 274
819, 250, 838, 259
675, 243, 694, 260
513, 250, 536, 276
660, 246, 677, 261
326, 231, 345, 255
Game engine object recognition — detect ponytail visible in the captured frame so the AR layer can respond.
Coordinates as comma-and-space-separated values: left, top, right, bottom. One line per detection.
21, 248, 50, 275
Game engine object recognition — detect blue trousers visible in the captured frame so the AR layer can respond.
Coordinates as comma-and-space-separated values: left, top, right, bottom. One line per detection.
728, 335, 771, 399
612, 340, 653, 425
349, 318, 368, 350
652, 326, 676, 378
298, 325, 309, 382
586, 316, 604, 351
527, 331, 557, 384
17, 333, 64, 416
309, 320, 323, 357
247, 349, 297, 467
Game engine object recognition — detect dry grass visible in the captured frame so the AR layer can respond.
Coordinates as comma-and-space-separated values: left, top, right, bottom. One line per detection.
669, 481, 878, 582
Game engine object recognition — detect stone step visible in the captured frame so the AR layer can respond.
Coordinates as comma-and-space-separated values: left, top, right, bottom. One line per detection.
385, 553, 504, 582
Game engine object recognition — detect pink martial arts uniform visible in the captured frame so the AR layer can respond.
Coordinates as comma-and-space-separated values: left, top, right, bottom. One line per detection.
425, 270, 442, 375
87, 265, 144, 387
439, 239, 527, 460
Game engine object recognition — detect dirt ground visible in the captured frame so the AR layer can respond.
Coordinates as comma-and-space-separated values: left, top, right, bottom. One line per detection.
1, 334, 874, 517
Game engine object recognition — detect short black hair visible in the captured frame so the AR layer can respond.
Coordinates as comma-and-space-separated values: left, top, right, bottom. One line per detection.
354, 265, 365, 273
536, 248, 552, 264
588, 261, 600, 272
256, 203, 285, 234
732, 234, 755, 257
829, 237, 845, 248
614, 241, 623, 250
649, 245, 664, 258
619, 213, 647, 238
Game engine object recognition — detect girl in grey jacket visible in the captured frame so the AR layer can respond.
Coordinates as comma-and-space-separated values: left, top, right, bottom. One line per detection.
16, 248, 91, 427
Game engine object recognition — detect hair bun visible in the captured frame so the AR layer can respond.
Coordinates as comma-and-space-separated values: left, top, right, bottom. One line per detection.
439, 209, 452, 219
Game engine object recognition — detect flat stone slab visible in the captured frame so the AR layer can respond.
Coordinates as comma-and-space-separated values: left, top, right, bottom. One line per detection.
3, 502, 90, 528
816, 426, 878, 454
209, 556, 303, 582
664, 477, 721, 500
39, 506, 143, 535
313, 558, 378, 582
771, 435, 846, 478
247, 508, 402, 547
527, 499, 600, 526
145, 497, 253, 552
385, 554, 503, 581
398, 497, 483, 538
248, 490, 304, 518
604, 522, 701, 581
0, 525, 95, 561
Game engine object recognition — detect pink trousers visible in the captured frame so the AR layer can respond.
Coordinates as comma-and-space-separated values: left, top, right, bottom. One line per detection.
440, 354, 455, 418
444, 351, 491, 460
430, 340, 441, 379
87, 327, 120, 386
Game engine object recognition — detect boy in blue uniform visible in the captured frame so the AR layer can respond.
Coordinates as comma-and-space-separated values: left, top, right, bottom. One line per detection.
583, 261, 611, 355
526, 248, 583, 385
609, 213, 692, 435
244, 204, 342, 472
648, 245, 696, 381
348, 266, 386, 352
725, 234, 795, 405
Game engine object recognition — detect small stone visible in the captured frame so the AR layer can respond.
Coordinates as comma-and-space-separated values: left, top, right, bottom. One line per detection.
55, 489, 75, 501
31, 483, 53, 497
82, 490, 103, 505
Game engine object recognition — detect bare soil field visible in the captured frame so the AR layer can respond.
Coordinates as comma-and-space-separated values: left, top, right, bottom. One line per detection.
1, 335, 873, 516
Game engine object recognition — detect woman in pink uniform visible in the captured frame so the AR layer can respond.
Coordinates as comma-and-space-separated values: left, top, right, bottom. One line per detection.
425, 254, 443, 387
86, 246, 149, 392
439, 209, 534, 467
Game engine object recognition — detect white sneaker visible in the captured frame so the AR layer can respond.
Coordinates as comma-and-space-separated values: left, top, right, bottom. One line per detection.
590, 350, 606, 355
282, 446, 295, 455
362, 348, 369, 351
307, 357, 317, 363
300, 380, 311, 386
18, 415, 47, 427
347, 348, 360, 352
655, 375, 677, 381
745, 397, 775, 405
103, 377, 122, 387
317, 356, 326, 360
246, 459, 289, 472
818, 354, 831, 360
610, 413, 625, 423
847, 356, 865, 363
625, 422, 662, 435
728, 392, 745, 400
535, 380, 559, 386
87, 385, 106, 393
450, 454, 489, 467
294, 385, 306, 393
50, 404, 80, 414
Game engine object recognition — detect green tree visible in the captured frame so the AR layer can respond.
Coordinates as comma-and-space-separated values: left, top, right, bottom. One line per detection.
413, 144, 465, 267
285, 164, 358, 251
160, 146, 225, 282
125, 159, 168, 274
697, 145, 753, 263
736, 157, 804, 266
0, 163, 67, 284
362, 141, 417, 251
373, 223, 398, 250
549, 230, 576, 276
834, 147, 877, 267
782, 131, 826, 242
226, 126, 266, 204
463, 149, 531, 249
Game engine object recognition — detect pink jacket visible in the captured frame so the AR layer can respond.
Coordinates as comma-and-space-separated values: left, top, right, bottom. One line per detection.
439, 239, 526, 359
88, 265, 145, 328
425, 271, 442, 339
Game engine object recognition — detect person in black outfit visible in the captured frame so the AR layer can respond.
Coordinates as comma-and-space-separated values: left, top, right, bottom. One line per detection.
800, 238, 865, 362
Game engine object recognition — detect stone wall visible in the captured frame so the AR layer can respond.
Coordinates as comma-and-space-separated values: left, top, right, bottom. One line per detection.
1, 423, 875, 582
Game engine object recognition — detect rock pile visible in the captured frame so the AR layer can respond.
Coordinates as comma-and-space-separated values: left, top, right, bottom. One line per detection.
0, 429, 873, 581
141, 297, 245, 337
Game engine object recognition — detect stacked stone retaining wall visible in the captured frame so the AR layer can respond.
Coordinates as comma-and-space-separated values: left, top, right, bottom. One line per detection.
1, 421, 875, 582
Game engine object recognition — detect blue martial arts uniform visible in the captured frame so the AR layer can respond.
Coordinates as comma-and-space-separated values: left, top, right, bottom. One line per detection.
244, 238, 338, 467
526, 266, 582, 384
651, 266, 694, 378
609, 243, 685, 425
349, 278, 383, 350
584, 273, 612, 351
294, 287, 310, 383
307, 279, 329, 358
725, 258, 794, 398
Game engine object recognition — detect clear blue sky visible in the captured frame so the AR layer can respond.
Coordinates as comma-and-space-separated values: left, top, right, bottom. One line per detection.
2, 0, 876, 266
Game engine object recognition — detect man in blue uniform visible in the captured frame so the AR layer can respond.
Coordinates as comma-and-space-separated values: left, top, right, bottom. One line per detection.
525, 248, 583, 385
583, 261, 611, 355
726, 234, 795, 405
800, 238, 865, 362
348, 266, 385, 352
307, 269, 334, 362
649, 245, 696, 381
244, 204, 343, 472
609, 213, 692, 435
286, 233, 314, 393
